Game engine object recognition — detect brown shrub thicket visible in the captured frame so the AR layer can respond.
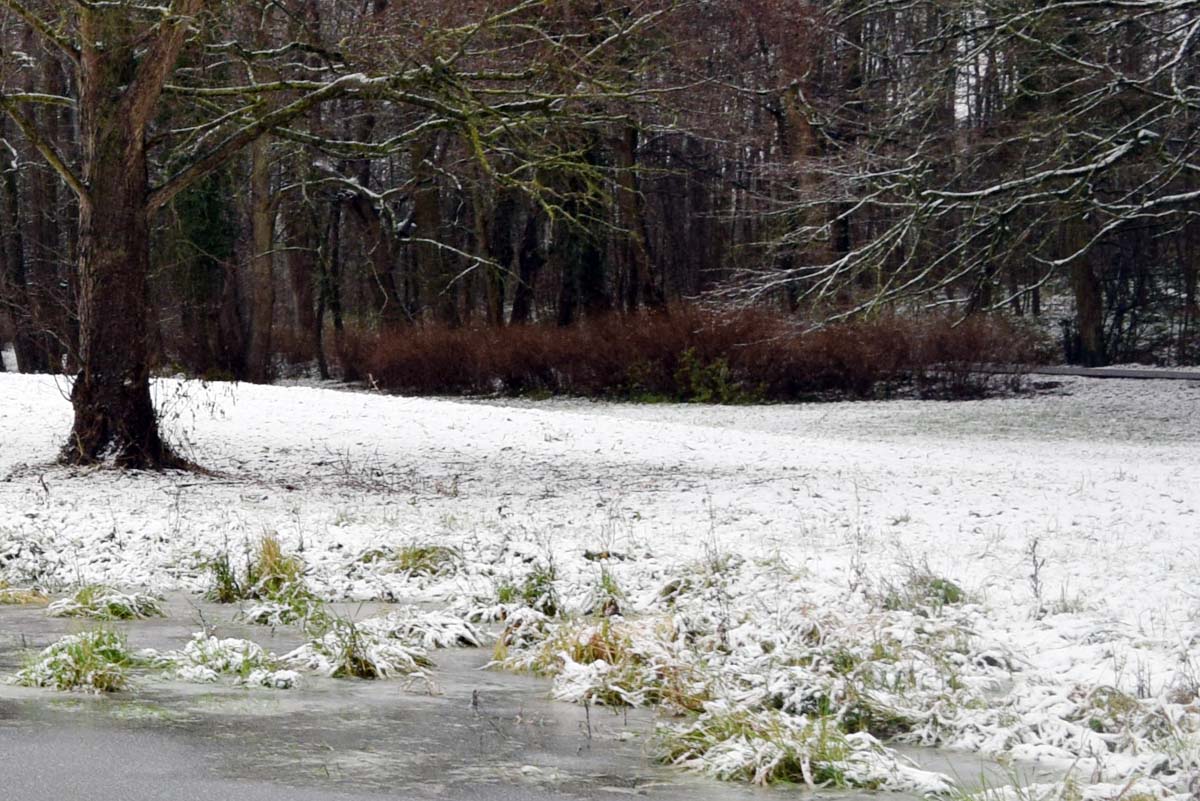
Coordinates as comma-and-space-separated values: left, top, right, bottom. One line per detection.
347, 307, 1050, 402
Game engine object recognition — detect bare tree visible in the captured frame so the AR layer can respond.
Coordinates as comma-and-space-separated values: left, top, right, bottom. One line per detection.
0, 0, 661, 466
714, 0, 1198, 365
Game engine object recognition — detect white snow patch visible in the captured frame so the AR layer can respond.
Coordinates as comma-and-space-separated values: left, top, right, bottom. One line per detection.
2, 374, 1199, 794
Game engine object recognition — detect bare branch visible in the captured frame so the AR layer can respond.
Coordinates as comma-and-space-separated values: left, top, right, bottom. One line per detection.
0, 91, 86, 200
0, 0, 80, 62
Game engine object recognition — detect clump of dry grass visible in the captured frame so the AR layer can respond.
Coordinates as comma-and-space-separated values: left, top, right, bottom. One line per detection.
360, 543, 460, 577
497, 615, 710, 712
0, 581, 48, 606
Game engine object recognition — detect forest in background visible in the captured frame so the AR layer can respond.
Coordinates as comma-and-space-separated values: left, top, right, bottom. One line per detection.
1, 0, 1197, 396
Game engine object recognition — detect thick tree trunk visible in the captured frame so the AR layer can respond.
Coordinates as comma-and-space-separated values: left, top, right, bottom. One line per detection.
64, 7, 189, 468
67, 146, 178, 466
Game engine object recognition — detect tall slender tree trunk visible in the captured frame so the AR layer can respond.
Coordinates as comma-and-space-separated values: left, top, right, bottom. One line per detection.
347, 194, 404, 328
245, 136, 276, 383
28, 53, 69, 373
1070, 261, 1106, 367
412, 137, 458, 326
285, 203, 319, 361
510, 211, 542, 325
773, 87, 826, 312
474, 186, 514, 327
1183, 227, 1198, 357
613, 126, 659, 310
326, 202, 359, 381
1, 116, 40, 373
312, 206, 332, 381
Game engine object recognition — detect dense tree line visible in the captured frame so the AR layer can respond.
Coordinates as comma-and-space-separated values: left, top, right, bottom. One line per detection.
0, 1, 1196, 462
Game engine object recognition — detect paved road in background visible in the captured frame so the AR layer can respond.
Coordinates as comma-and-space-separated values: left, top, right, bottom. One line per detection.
1026, 366, 1200, 381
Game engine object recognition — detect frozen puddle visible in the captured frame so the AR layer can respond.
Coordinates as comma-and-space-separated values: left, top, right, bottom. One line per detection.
0, 596, 1019, 800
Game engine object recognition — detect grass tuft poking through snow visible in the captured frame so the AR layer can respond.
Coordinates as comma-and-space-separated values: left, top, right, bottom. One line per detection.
493, 562, 560, 618
365, 607, 486, 650
285, 607, 483, 680
13, 629, 137, 693
497, 614, 710, 711
359, 543, 460, 577
492, 556, 998, 788
48, 584, 164, 620
285, 616, 432, 680
876, 563, 967, 614
142, 633, 298, 689
206, 535, 323, 626
659, 703, 951, 792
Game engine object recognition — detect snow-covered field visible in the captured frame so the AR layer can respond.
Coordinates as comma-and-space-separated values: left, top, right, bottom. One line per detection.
1, 372, 1198, 797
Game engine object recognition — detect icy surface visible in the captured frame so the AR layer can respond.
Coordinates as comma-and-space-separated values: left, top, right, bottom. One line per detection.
1, 373, 1198, 795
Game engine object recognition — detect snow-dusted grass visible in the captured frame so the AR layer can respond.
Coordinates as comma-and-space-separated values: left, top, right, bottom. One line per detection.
283, 607, 485, 680
48, 584, 164, 620
1, 373, 1198, 795
205, 534, 323, 626
493, 556, 1004, 790
142, 633, 298, 689
284, 616, 433, 680
495, 613, 711, 711
13, 628, 137, 693
661, 703, 952, 791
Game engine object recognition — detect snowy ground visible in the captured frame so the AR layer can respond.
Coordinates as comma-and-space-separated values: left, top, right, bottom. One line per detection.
1, 373, 1198, 797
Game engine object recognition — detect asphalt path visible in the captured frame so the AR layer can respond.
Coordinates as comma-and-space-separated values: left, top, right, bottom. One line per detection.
1030, 366, 1200, 380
